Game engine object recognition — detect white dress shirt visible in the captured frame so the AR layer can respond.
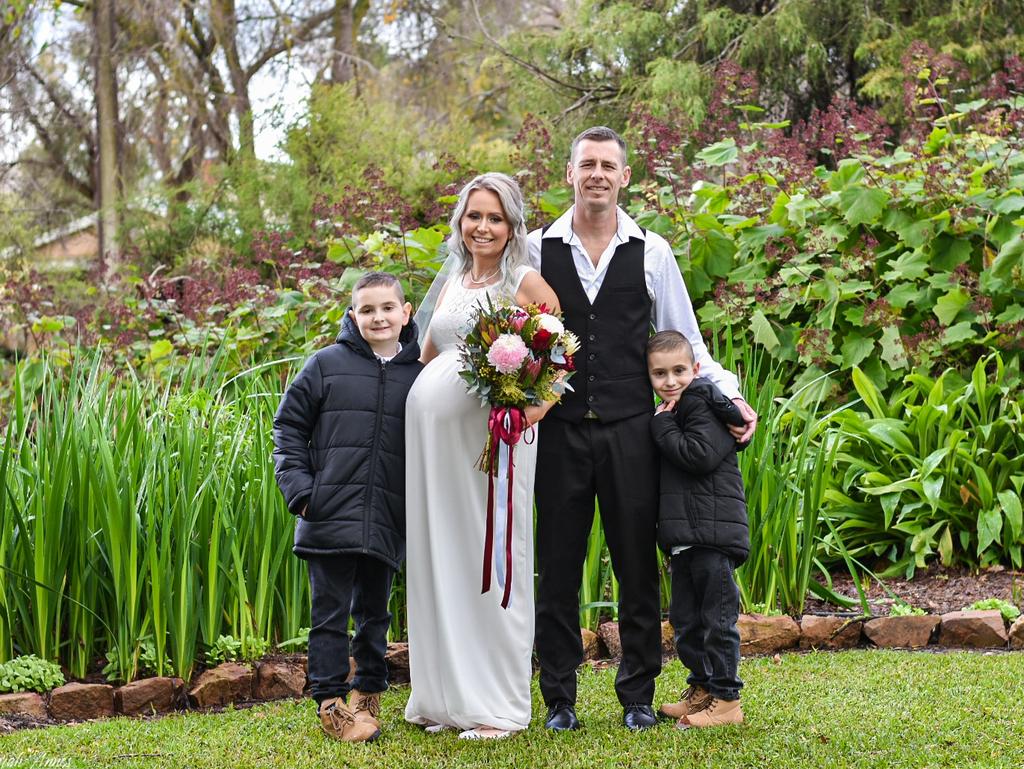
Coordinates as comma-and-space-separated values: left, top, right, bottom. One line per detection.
527, 206, 741, 401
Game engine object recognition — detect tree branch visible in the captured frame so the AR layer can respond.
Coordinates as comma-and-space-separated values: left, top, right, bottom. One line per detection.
454, 0, 618, 98
244, 8, 334, 83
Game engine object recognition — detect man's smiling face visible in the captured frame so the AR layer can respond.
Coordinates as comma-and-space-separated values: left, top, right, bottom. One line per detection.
567, 138, 631, 213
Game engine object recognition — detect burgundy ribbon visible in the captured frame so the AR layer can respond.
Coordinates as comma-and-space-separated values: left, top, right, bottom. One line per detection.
481, 406, 527, 609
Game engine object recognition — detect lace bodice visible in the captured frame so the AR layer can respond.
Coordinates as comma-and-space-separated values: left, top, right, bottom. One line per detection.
428, 266, 535, 353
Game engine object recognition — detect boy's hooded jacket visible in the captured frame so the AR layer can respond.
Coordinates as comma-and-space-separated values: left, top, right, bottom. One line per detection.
272, 312, 423, 568
650, 377, 750, 564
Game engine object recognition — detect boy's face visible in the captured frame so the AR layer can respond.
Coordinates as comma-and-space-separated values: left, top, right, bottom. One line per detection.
349, 284, 412, 352
648, 347, 700, 403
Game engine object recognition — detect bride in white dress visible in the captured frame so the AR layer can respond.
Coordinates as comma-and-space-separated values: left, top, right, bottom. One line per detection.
404, 173, 560, 739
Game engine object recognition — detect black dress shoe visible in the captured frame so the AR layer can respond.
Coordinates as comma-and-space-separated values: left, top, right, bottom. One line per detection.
545, 702, 581, 731
623, 703, 657, 731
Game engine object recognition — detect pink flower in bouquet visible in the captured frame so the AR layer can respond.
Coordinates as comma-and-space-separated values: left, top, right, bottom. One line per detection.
487, 333, 530, 374
510, 309, 529, 332
520, 354, 543, 386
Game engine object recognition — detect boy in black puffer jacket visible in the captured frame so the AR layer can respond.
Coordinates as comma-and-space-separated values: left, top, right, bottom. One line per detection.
646, 330, 749, 730
273, 272, 423, 743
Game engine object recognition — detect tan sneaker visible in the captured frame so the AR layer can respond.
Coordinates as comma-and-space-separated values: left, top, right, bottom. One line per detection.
677, 697, 743, 729
349, 690, 381, 730
658, 685, 711, 720
319, 697, 381, 742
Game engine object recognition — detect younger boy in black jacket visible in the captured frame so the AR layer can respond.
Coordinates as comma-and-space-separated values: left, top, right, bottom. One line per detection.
646, 330, 749, 730
273, 272, 423, 742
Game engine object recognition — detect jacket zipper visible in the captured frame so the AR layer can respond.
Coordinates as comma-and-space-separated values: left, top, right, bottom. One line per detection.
363, 359, 386, 553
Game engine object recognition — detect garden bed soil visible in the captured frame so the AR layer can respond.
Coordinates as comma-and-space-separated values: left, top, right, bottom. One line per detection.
804, 563, 1022, 616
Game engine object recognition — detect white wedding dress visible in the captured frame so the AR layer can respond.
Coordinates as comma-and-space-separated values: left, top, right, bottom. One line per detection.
404, 267, 537, 732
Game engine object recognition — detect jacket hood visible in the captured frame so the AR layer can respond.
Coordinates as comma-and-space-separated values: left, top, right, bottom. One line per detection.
337, 308, 421, 362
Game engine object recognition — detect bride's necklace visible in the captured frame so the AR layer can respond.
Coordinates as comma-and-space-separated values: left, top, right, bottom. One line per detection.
466, 264, 501, 286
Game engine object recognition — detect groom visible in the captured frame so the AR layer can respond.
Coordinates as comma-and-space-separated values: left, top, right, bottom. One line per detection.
527, 126, 757, 731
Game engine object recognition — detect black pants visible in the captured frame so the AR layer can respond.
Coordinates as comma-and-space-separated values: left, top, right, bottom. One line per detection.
306, 554, 395, 704
534, 414, 663, 707
669, 548, 743, 701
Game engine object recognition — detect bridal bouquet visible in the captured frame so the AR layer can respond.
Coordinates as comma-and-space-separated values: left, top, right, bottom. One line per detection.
459, 299, 578, 422
458, 298, 578, 608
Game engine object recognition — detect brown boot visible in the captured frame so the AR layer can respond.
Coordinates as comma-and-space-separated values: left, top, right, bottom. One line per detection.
319, 697, 381, 742
677, 697, 743, 729
349, 690, 382, 730
658, 685, 711, 720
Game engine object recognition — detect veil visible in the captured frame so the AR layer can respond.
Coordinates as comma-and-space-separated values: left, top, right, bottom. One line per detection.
413, 245, 461, 347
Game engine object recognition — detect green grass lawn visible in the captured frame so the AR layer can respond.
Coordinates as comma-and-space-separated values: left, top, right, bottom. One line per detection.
2, 650, 1023, 769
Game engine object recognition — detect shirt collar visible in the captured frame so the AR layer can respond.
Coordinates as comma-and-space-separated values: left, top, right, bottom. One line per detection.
542, 205, 645, 244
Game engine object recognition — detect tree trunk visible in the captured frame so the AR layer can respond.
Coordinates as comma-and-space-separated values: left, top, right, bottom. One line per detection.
331, 1, 354, 83
95, 0, 121, 283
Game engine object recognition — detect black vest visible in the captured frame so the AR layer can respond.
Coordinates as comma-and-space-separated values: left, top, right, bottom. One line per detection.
541, 231, 652, 423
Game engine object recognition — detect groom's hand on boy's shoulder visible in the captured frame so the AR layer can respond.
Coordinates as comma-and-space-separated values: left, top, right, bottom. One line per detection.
729, 398, 757, 444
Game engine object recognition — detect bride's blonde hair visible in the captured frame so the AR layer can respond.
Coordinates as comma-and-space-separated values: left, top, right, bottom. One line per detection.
446, 172, 530, 299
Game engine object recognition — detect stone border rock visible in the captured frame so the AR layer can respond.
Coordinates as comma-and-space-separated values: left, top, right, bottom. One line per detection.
1, 612, 1020, 726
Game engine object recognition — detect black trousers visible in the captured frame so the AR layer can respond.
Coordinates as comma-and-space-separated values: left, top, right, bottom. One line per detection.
306, 554, 395, 704
534, 414, 663, 707
669, 548, 743, 701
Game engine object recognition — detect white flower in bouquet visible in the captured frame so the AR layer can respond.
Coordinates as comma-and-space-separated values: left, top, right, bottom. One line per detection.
536, 313, 565, 335
561, 330, 580, 356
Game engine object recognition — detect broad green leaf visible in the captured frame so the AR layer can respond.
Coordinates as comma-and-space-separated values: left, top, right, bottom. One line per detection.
933, 287, 971, 325
147, 339, 174, 362
933, 524, 954, 565
920, 448, 950, 477
924, 127, 950, 154
995, 305, 1024, 324
738, 224, 786, 249
852, 366, 888, 419
828, 159, 865, 191
992, 195, 1024, 214
696, 139, 738, 166
882, 250, 930, 281
840, 335, 874, 368
866, 420, 916, 455
942, 322, 975, 345
896, 218, 935, 248
749, 310, 780, 351
954, 98, 988, 112
839, 187, 889, 227
922, 476, 944, 508
998, 490, 1023, 540
881, 492, 900, 529
403, 226, 446, 259
989, 231, 1024, 280
31, 316, 64, 334
887, 282, 923, 308
785, 193, 817, 227
972, 462, 995, 508
879, 326, 908, 370
930, 236, 972, 271
689, 229, 736, 277
977, 507, 1002, 555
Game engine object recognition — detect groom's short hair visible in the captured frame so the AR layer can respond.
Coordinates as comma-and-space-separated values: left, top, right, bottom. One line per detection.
570, 126, 627, 165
